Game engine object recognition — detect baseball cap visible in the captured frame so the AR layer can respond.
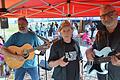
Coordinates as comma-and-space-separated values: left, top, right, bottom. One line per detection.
59, 20, 73, 31
100, 5, 116, 16
18, 16, 28, 23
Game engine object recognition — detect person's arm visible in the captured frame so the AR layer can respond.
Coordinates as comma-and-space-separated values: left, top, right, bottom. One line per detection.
48, 42, 68, 68
111, 52, 120, 66
85, 47, 95, 61
0, 47, 24, 61
49, 56, 68, 68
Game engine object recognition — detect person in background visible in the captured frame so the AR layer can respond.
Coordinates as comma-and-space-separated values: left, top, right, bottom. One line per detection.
55, 21, 59, 29
86, 4, 120, 80
0, 17, 46, 80
35, 22, 40, 35
0, 36, 11, 77
0, 36, 5, 76
48, 22, 54, 37
89, 21, 96, 39
81, 30, 92, 47
48, 20, 82, 80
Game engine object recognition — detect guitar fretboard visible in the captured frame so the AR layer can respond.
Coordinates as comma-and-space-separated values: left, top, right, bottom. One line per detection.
94, 56, 111, 63
27, 44, 49, 53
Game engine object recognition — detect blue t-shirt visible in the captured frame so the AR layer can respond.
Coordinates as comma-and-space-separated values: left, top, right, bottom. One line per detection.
4, 31, 42, 68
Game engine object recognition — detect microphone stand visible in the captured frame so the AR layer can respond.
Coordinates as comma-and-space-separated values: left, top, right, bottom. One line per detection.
44, 35, 48, 80
44, 47, 47, 80
38, 37, 58, 80
28, 28, 58, 80
39, 37, 58, 80
28, 28, 45, 80
37, 53, 40, 80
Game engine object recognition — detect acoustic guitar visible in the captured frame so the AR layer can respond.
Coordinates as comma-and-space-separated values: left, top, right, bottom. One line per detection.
2, 43, 49, 69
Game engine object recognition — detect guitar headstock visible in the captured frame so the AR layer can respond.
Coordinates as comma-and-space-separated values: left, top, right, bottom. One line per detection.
36, 43, 50, 51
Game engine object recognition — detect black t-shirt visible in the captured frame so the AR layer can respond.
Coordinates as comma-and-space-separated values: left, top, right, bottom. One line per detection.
63, 40, 79, 80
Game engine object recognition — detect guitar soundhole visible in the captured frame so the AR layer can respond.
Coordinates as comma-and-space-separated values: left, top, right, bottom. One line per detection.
23, 50, 29, 59
15, 52, 18, 55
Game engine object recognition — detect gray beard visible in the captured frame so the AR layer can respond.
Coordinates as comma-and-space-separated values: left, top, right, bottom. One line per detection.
19, 30, 28, 33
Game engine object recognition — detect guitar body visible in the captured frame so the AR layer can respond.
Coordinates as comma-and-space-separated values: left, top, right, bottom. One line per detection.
84, 47, 112, 74
87, 55, 108, 74
4, 44, 34, 69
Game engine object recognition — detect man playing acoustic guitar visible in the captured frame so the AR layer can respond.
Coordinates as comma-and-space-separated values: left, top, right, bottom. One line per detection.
0, 17, 49, 80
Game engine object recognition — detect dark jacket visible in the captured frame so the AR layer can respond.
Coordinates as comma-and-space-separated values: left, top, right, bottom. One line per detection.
48, 38, 82, 80
93, 23, 120, 80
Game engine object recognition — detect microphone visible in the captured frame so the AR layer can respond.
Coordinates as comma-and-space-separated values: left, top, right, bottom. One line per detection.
28, 28, 32, 32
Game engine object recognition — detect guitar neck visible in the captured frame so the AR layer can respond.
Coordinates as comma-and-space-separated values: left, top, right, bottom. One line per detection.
28, 38, 57, 53
28, 44, 49, 53
95, 56, 111, 63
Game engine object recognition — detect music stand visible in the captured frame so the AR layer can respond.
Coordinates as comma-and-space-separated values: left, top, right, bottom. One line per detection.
29, 28, 52, 80
35, 48, 52, 80
43, 50, 47, 80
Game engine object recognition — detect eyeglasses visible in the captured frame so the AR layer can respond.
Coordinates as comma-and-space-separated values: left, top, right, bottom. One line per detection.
100, 10, 116, 19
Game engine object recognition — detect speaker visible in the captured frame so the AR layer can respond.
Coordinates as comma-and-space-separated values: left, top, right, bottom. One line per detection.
0, 17, 9, 29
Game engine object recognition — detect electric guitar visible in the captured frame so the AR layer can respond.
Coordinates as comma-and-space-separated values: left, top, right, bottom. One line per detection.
84, 47, 120, 74
2, 43, 49, 69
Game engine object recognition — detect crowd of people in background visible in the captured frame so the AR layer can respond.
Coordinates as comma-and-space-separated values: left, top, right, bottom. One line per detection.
29, 19, 98, 48
29, 21, 59, 38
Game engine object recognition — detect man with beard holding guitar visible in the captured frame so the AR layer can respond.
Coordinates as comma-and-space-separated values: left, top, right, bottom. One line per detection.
86, 5, 120, 80
0, 17, 49, 80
